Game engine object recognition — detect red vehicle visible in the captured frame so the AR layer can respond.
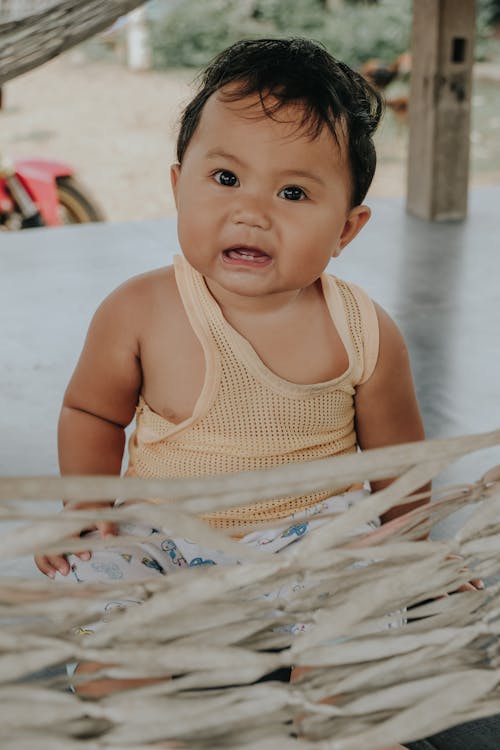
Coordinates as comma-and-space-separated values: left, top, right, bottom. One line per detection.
0, 155, 104, 230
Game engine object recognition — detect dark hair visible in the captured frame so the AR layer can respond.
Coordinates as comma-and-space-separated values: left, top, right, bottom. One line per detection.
176, 38, 383, 207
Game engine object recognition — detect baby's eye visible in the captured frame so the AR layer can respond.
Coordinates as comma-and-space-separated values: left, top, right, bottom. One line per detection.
213, 170, 239, 187
279, 186, 306, 201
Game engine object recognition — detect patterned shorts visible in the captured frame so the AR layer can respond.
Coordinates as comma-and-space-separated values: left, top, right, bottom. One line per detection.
56, 489, 404, 638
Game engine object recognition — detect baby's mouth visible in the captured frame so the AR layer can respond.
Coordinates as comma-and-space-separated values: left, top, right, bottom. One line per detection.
223, 246, 271, 264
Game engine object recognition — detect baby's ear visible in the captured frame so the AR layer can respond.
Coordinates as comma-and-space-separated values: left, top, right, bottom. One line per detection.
333, 204, 371, 257
170, 163, 181, 205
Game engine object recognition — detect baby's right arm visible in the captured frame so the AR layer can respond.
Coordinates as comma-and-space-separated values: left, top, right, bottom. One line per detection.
36, 282, 143, 577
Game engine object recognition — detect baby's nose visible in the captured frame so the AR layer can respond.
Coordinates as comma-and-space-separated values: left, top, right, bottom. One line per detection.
231, 195, 271, 230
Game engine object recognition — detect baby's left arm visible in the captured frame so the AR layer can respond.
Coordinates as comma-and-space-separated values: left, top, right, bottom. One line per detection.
354, 303, 429, 523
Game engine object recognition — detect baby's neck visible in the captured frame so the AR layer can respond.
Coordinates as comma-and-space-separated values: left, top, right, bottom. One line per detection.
202, 273, 343, 386
204, 277, 321, 322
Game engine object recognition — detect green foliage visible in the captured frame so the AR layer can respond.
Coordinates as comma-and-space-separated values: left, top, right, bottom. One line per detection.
478, 0, 500, 25
150, 0, 273, 70
150, 0, 497, 71
150, 0, 412, 70
476, 0, 499, 60
315, 0, 412, 67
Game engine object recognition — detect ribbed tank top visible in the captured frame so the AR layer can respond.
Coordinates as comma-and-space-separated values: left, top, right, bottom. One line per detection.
126, 255, 379, 529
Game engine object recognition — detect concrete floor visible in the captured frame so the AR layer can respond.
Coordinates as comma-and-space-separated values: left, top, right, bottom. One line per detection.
1, 188, 499, 557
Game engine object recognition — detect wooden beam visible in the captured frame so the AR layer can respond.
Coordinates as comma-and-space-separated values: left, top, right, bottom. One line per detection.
0, 0, 147, 86
407, 0, 476, 221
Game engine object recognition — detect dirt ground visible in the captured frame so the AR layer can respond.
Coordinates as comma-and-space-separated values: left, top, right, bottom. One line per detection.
1, 51, 499, 223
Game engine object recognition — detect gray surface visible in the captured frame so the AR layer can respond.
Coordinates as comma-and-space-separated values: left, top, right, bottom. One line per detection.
1, 219, 173, 475
1, 188, 499, 552
333, 189, 500, 495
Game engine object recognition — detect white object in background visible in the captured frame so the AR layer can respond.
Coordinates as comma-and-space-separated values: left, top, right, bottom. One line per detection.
126, 7, 151, 72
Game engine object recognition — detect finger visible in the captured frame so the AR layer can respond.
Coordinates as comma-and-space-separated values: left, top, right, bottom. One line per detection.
469, 578, 485, 590
52, 555, 71, 576
42, 555, 71, 577
34, 556, 58, 579
454, 582, 477, 593
73, 525, 107, 560
96, 521, 118, 537
59, 529, 93, 562
71, 524, 100, 560
74, 550, 92, 561
453, 578, 485, 593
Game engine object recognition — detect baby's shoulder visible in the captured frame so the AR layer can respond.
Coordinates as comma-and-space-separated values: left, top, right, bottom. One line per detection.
103, 265, 178, 313
113, 264, 175, 298
90, 266, 181, 340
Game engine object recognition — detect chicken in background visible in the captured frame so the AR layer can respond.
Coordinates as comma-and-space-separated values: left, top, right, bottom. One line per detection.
360, 52, 411, 124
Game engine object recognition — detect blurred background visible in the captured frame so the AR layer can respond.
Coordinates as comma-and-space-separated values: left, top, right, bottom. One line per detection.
1, 0, 499, 224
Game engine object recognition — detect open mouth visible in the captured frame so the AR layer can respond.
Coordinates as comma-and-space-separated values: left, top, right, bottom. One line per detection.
222, 246, 271, 265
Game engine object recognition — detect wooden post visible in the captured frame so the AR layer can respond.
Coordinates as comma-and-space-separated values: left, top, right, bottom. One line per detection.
407, 0, 476, 221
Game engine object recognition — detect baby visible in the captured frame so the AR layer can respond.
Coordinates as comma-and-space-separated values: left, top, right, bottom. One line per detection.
34, 39, 427, 743
36, 38, 425, 574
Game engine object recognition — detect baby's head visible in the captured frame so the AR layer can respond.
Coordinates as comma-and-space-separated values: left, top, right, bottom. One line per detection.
176, 38, 383, 208
171, 39, 383, 296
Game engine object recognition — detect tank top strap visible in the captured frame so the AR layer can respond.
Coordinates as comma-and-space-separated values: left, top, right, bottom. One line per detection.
173, 254, 236, 349
347, 281, 380, 384
174, 254, 213, 340
172, 254, 222, 412
322, 274, 379, 386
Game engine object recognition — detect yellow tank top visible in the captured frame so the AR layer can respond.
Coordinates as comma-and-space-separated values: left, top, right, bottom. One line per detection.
126, 255, 379, 529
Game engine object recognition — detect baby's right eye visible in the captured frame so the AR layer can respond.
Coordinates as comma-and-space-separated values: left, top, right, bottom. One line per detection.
213, 170, 239, 187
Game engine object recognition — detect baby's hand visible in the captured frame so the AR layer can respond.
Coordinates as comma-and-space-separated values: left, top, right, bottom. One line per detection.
446, 554, 484, 593
35, 504, 117, 578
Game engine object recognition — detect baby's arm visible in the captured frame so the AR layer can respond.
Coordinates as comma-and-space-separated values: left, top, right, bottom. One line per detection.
354, 304, 429, 523
36, 283, 143, 577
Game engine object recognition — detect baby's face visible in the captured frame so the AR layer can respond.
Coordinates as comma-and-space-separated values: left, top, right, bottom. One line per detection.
171, 89, 369, 304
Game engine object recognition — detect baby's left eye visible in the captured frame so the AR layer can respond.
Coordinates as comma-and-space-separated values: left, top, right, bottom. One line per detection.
279, 186, 306, 201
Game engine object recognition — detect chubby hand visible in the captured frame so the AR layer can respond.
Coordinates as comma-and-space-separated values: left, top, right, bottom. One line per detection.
452, 579, 484, 592
35, 503, 117, 578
